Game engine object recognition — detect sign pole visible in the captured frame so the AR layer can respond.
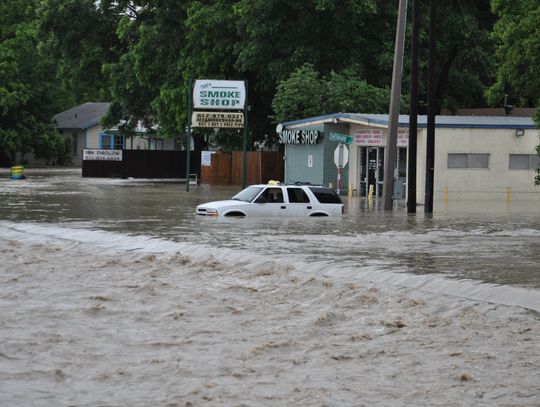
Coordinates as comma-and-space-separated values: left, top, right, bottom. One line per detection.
333, 143, 349, 195
242, 80, 249, 189
337, 166, 341, 194
338, 143, 344, 194
186, 78, 193, 192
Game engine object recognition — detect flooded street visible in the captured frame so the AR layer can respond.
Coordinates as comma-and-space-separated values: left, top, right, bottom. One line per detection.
1, 168, 539, 406
1, 168, 539, 290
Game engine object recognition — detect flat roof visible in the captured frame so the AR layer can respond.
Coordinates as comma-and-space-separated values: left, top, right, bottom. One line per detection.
282, 113, 537, 130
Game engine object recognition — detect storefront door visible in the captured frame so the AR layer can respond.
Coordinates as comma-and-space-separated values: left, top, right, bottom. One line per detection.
365, 147, 384, 197
393, 147, 407, 199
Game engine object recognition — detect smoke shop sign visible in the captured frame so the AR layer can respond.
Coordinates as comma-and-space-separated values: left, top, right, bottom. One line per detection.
192, 111, 244, 128
193, 80, 246, 109
279, 129, 320, 144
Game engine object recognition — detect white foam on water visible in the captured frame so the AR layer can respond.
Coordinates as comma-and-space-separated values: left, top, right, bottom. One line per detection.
2, 220, 539, 313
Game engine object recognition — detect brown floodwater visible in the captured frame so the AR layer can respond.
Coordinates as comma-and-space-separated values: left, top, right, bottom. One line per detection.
1, 168, 539, 406
1, 168, 539, 290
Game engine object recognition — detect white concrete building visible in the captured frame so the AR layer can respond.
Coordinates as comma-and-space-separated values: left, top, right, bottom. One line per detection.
280, 113, 540, 202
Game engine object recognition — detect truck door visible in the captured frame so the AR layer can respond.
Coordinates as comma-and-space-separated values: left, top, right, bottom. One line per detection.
285, 187, 311, 216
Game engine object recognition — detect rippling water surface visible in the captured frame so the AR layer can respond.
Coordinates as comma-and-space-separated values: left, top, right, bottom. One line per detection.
1, 168, 539, 290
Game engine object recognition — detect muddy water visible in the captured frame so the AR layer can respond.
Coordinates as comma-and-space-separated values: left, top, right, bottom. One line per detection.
1, 169, 539, 289
0, 168, 539, 406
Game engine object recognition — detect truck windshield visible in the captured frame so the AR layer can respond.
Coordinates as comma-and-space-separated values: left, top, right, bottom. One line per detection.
231, 186, 264, 202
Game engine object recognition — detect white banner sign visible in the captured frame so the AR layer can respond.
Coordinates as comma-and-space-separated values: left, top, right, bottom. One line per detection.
83, 149, 123, 161
354, 129, 383, 145
192, 111, 244, 128
201, 151, 216, 167
193, 80, 246, 110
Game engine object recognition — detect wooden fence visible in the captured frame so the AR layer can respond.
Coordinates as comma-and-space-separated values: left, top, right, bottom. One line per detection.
201, 151, 284, 185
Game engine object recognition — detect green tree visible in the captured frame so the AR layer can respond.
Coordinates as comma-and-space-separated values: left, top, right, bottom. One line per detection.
0, 0, 71, 165
271, 64, 327, 123
101, 1, 189, 141
39, 0, 121, 104
431, 1, 496, 112
272, 64, 395, 123
18, 0, 502, 158
183, 0, 396, 144
487, 0, 540, 108
488, 0, 540, 184
325, 68, 396, 114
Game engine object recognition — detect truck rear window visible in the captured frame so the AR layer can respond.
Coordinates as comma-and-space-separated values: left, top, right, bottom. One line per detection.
308, 187, 342, 204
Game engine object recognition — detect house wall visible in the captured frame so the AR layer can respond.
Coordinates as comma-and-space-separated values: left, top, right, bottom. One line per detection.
285, 142, 325, 185
86, 126, 102, 149
416, 127, 540, 201
323, 123, 350, 191
283, 125, 326, 185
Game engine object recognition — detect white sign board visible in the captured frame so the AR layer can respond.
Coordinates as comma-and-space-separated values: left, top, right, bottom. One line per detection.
192, 111, 244, 128
334, 144, 349, 168
201, 151, 216, 167
193, 80, 246, 110
83, 149, 123, 161
397, 128, 409, 146
307, 154, 313, 168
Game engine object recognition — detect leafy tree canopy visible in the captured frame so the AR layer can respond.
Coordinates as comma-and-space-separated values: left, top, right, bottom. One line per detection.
272, 64, 399, 124
488, 0, 540, 109
2, 0, 539, 169
487, 0, 540, 183
0, 0, 71, 165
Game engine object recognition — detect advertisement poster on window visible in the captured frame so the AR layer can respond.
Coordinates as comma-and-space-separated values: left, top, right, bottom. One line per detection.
201, 151, 216, 167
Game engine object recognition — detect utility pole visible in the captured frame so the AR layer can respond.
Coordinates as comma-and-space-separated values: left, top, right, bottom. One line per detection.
407, 0, 419, 213
241, 81, 249, 189
383, 0, 408, 210
186, 78, 193, 192
425, 0, 437, 213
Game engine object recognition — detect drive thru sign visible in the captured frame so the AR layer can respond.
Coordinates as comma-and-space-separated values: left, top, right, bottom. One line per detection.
334, 144, 349, 194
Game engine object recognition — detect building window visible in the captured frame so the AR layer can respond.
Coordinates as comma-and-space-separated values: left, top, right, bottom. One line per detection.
114, 135, 125, 150
100, 133, 125, 150
448, 153, 489, 169
509, 154, 540, 170
72, 134, 78, 156
101, 134, 112, 149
